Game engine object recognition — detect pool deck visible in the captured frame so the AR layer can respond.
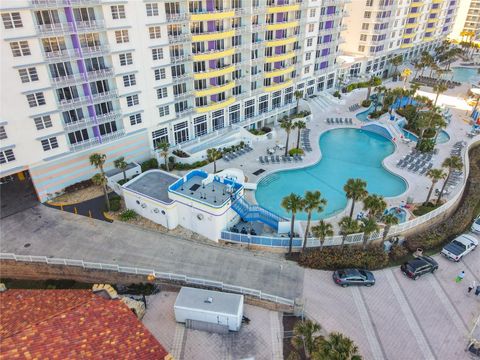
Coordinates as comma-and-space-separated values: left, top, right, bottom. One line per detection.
189, 61, 479, 235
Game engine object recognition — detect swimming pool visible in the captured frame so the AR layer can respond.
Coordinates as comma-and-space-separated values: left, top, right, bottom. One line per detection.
255, 129, 407, 220
401, 129, 450, 144
356, 104, 375, 122
384, 207, 408, 223
452, 67, 478, 83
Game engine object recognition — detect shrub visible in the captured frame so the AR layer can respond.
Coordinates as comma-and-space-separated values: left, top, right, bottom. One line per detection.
412, 203, 439, 216
298, 245, 389, 270
249, 129, 265, 136
64, 179, 93, 193
361, 99, 372, 107
141, 158, 158, 172
333, 90, 341, 99
369, 109, 387, 119
389, 244, 409, 261
110, 198, 121, 212
119, 209, 137, 221
172, 149, 189, 158
417, 138, 435, 153
261, 127, 272, 133
289, 148, 304, 156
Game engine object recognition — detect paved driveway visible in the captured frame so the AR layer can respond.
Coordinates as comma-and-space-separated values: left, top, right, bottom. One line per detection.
304, 236, 480, 360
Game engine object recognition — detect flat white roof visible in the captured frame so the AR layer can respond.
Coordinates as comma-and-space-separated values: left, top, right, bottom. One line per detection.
174, 287, 243, 316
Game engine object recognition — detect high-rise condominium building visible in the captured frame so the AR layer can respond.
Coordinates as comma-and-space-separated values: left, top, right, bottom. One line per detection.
338, 0, 457, 79
451, 0, 480, 42
0, 0, 347, 202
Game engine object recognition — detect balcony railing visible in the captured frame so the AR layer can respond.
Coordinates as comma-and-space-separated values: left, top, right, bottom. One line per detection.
64, 118, 91, 132
81, 45, 110, 57
76, 20, 105, 32
168, 33, 192, 43
51, 73, 85, 87
44, 48, 81, 62
91, 90, 118, 103
36, 22, 74, 36
170, 54, 191, 63
58, 96, 90, 110
69, 129, 125, 152
64, 111, 122, 131
166, 13, 189, 22
86, 68, 114, 81
31, 0, 65, 8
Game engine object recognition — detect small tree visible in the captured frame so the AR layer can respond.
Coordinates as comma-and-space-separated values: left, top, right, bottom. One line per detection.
157, 142, 170, 172
433, 82, 448, 106
114, 156, 128, 181
206, 148, 222, 173
389, 55, 403, 77
312, 220, 334, 250
281, 193, 303, 254
89, 153, 107, 175
281, 119, 295, 156
338, 216, 360, 247
381, 213, 399, 243
363, 194, 387, 220
360, 216, 379, 249
436, 156, 463, 205
425, 168, 446, 205
301, 191, 327, 252
294, 90, 303, 113
313, 332, 362, 360
295, 120, 307, 149
343, 178, 368, 219
91, 173, 110, 211
291, 320, 322, 360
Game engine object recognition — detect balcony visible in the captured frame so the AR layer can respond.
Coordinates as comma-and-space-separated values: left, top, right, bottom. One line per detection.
193, 65, 236, 80
264, 79, 293, 92
44, 48, 81, 63
263, 65, 295, 79
265, 36, 297, 47
191, 29, 235, 42
266, 4, 301, 14
190, 9, 235, 21
192, 48, 235, 61
69, 129, 125, 152
64, 111, 121, 132
51, 73, 85, 87
86, 68, 114, 81
166, 13, 189, 22
195, 97, 236, 113
69, 0, 101, 6
194, 81, 235, 97
265, 51, 296, 63
64, 118, 92, 132
81, 45, 110, 57
31, 0, 65, 8
58, 96, 90, 110
36, 22, 74, 36
91, 90, 118, 103
170, 54, 192, 63
76, 20, 105, 32
172, 73, 193, 83
168, 33, 192, 44
266, 21, 299, 31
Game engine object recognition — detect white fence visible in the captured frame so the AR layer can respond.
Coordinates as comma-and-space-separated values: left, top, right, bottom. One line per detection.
0, 252, 294, 307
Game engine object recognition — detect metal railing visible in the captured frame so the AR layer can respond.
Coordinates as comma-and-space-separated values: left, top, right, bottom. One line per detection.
0, 252, 294, 307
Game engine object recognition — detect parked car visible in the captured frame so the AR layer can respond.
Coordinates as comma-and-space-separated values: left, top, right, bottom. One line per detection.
471, 216, 480, 234
441, 233, 478, 261
332, 269, 375, 287
401, 256, 438, 280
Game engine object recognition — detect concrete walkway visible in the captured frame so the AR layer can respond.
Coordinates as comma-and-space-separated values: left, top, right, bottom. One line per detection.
0, 205, 304, 300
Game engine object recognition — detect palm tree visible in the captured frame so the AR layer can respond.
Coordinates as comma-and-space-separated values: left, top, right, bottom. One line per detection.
433, 82, 448, 106
436, 156, 463, 205
363, 194, 387, 220
295, 120, 306, 149
156, 142, 170, 171
91, 172, 110, 211
425, 168, 446, 205
409, 83, 420, 98
114, 156, 128, 181
312, 220, 334, 250
301, 191, 327, 252
313, 332, 362, 360
420, 52, 434, 77
389, 55, 403, 78
89, 152, 107, 175
381, 213, 399, 242
291, 320, 322, 360
281, 193, 303, 254
206, 148, 222, 173
360, 216, 379, 249
281, 119, 295, 156
343, 178, 368, 219
339, 216, 360, 247
401, 68, 412, 89
412, 60, 423, 80
365, 76, 378, 101
294, 90, 303, 113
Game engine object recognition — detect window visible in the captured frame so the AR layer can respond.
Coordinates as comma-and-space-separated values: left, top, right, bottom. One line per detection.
129, 113, 142, 125
123, 74, 136, 87
154, 68, 166, 80
306, 52, 311, 61
173, 121, 189, 144
99, 121, 117, 135
358, 45, 365, 52
111, 5, 125, 19
149, 26, 161, 39
364, 11, 371, 18
362, 23, 369, 30
18, 68, 39, 83
26, 93, 46, 107
360, 34, 367, 41
307, 38, 313, 47
10, 41, 30, 57
126, 94, 139, 107
152, 48, 163, 60
194, 115, 207, 137
158, 105, 170, 117
34, 115, 53, 130
310, 9, 316, 17
308, 23, 314, 32
2, 12, 22, 29
157, 87, 168, 99
68, 129, 89, 144
41, 137, 59, 151
146, 3, 159, 16
152, 128, 168, 147
119, 52, 133, 66
115, 30, 129, 43
0, 149, 15, 164
0, 126, 6, 140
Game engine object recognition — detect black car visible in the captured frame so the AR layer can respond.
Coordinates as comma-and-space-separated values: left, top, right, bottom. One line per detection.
400, 256, 438, 280
332, 269, 375, 287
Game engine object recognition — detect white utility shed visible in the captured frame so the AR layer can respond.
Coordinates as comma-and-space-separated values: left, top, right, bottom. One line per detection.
174, 287, 244, 331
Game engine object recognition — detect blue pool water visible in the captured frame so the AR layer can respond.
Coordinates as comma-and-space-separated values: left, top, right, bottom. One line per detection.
384, 207, 407, 223
401, 129, 450, 144
452, 67, 478, 83
356, 104, 375, 122
255, 129, 407, 220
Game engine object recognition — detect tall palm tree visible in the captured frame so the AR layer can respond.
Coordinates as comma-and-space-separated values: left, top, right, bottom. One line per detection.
365, 76, 378, 101
301, 191, 327, 252
157, 142, 170, 171
401, 68, 412, 89
281, 119, 295, 156
360, 216, 379, 249
91, 173, 110, 211
114, 156, 128, 181
389, 55, 403, 78
294, 90, 303, 113
295, 120, 306, 149
409, 83, 420, 98
343, 178, 368, 219
436, 156, 463, 205
291, 320, 322, 360
412, 60, 423, 80
381, 213, 399, 242
363, 194, 387, 220
420, 52, 434, 77
313, 332, 362, 360
433, 82, 448, 106
425, 168, 446, 205
206, 148, 222, 173
89, 152, 107, 175
339, 216, 360, 247
312, 220, 334, 250
281, 193, 303, 254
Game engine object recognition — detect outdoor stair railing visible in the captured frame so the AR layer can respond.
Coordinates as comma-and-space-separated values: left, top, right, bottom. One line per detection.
231, 196, 286, 230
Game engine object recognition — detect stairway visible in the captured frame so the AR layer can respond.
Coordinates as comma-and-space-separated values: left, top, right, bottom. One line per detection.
231, 196, 286, 231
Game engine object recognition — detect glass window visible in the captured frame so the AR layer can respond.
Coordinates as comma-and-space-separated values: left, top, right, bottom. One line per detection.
0, 149, 15, 164
2, 12, 23, 29
111, 5, 125, 19
41, 137, 59, 151
18, 67, 39, 83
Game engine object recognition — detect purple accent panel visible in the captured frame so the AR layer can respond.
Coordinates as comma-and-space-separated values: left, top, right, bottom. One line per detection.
206, 0, 214, 11
276, 29, 284, 39
276, 12, 284, 23
321, 48, 329, 56
210, 77, 217, 86
208, 40, 216, 51
327, 6, 336, 15
209, 60, 217, 69
211, 94, 218, 102
274, 61, 282, 69
208, 21, 216, 32
275, 46, 283, 55
273, 76, 281, 83
278, 0, 285, 4
325, 20, 333, 29
320, 61, 328, 69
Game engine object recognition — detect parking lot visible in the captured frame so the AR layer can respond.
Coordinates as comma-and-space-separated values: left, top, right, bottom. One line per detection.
304, 232, 480, 360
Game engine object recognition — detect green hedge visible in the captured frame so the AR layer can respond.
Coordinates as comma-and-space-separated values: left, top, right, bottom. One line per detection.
289, 148, 304, 156
141, 158, 158, 172
344, 77, 382, 93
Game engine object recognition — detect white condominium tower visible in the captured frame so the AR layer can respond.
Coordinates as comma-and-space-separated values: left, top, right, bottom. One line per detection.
451, 0, 480, 42
0, 0, 347, 202
339, 0, 458, 78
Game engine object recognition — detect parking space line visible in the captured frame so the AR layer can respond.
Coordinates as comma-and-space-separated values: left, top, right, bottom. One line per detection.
351, 286, 386, 360
385, 269, 436, 360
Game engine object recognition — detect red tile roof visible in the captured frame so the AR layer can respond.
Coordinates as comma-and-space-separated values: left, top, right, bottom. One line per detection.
0, 289, 170, 359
